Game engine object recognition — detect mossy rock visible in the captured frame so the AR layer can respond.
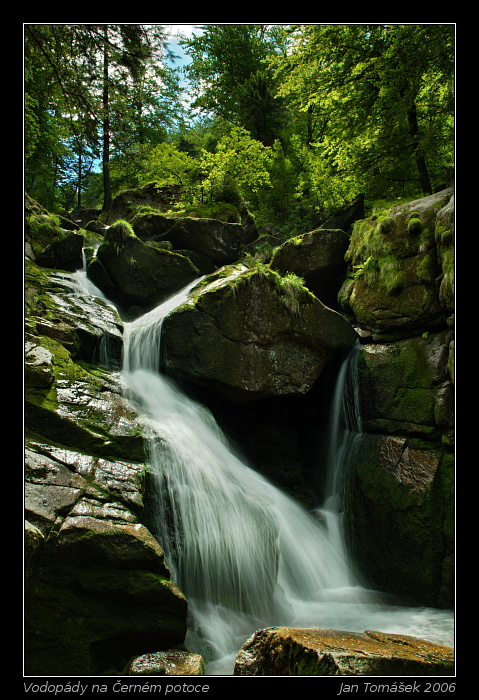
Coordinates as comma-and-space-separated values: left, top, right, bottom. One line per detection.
357, 332, 454, 441
341, 190, 454, 340
161, 265, 357, 403
88, 220, 200, 315
346, 435, 454, 606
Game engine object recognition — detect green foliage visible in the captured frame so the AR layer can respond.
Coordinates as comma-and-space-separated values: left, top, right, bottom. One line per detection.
108, 219, 136, 238
276, 271, 308, 315
181, 25, 288, 145
138, 143, 199, 190
25, 24, 454, 229
351, 256, 375, 280
241, 255, 308, 314
198, 126, 273, 206
273, 24, 454, 199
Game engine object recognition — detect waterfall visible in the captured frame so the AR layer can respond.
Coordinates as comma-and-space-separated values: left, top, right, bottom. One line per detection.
312, 342, 363, 590
121, 281, 365, 672
64, 267, 454, 674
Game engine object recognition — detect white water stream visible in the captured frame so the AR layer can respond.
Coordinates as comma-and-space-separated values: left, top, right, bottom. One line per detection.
73, 269, 454, 675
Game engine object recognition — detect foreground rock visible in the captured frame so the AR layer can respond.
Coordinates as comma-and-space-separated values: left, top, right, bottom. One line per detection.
127, 650, 204, 676
234, 627, 454, 676
161, 263, 358, 403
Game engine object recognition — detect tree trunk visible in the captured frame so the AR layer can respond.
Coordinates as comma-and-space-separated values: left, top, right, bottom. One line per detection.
407, 102, 432, 195
102, 26, 112, 218
77, 148, 82, 208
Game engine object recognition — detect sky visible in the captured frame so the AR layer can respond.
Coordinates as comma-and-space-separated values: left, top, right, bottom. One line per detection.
165, 24, 204, 68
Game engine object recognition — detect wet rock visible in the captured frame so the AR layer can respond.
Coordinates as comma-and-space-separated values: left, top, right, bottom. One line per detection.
128, 650, 204, 675
234, 626, 454, 675
25, 260, 124, 368
349, 331, 455, 605
346, 434, 454, 606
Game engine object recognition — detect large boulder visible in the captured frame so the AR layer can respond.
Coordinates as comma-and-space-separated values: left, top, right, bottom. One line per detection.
25, 195, 85, 271
86, 220, 200, 316
161, 263, 358, 403
25, 259, 124, 369
234, 627, 454, 676
108, 183, 182, 223
270, 228, 350, 307
156, 216, 246, 265
345, 434, 454, 607
357, 331, 454, 446
339, 189, 454, 341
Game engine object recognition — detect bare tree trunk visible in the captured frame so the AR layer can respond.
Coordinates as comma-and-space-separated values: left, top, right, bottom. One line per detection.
407, 102, 432, 195
102, 26, 112, 218
76, 145, 83, 208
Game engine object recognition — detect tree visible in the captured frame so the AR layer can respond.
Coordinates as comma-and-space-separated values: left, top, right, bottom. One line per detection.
24, 24, 177, 213
274, 24, 454, 198
198, 126, 273, 207
182, 24, 289, 146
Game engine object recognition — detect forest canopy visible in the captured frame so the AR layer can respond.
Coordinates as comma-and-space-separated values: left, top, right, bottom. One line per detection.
24, 23, 455, 234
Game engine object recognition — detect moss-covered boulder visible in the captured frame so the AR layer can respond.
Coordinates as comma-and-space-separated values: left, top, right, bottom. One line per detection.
108, 183, 182, 222
156, 215, 246, 265
270, 228, 350, 307
161, 263, 358, 403
339, 189, 454, 341
357, 331, 454, 446
25, 194, 85, 271
129, 210, 177, 242
234, 627, 454, 676
86, 220, 200, 316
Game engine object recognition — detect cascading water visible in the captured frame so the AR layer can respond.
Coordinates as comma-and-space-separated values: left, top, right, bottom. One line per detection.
66, 266, 454, 674
121, 280, 367, 673
312, 341, 364, 591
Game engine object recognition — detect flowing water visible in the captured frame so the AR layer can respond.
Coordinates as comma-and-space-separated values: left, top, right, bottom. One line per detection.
71, 269, 454, 674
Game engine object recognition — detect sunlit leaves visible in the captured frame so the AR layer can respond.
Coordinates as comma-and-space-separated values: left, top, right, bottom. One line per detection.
199, 126, 273, 202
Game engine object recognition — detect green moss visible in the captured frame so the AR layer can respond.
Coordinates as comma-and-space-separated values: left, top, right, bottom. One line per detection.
416, 251, 437, 283
378, 256, 404, 294
170, 201, 240, 222
108, 219, 136, 239
377, 215, 395, 235
407, 217, 423, 235
276, 272, 308, 315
